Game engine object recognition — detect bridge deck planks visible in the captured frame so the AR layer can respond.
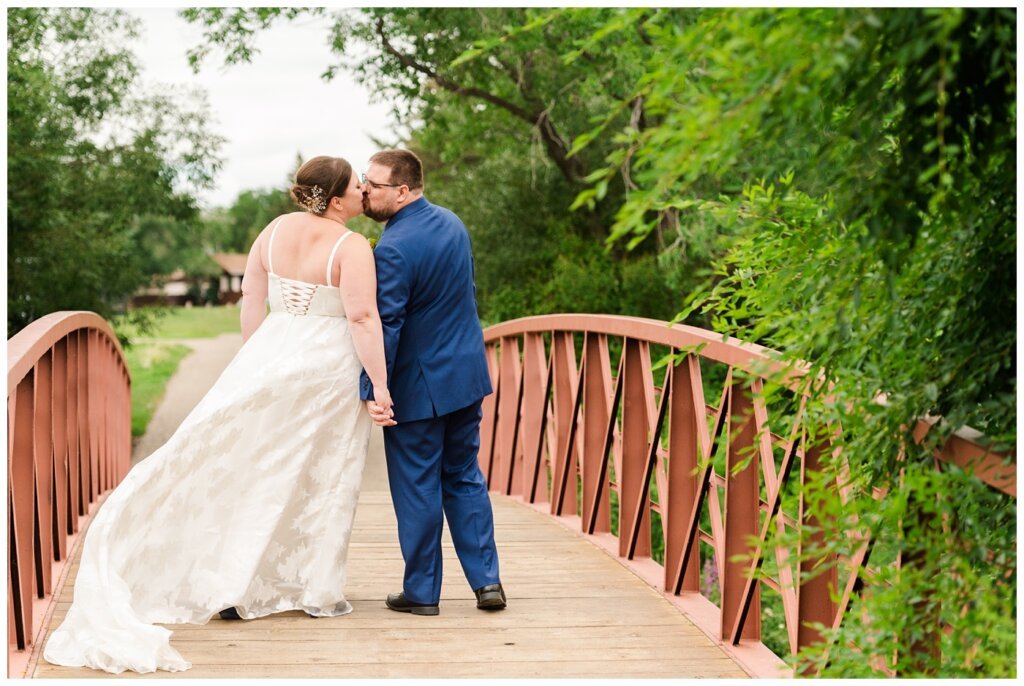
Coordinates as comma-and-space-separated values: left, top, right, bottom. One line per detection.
33, 488, 747, 678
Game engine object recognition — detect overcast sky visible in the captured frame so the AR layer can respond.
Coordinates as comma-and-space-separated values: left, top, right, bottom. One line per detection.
127, 8, 399, 209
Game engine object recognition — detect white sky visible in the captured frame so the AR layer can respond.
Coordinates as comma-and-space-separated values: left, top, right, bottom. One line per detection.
126, 8, 399, 209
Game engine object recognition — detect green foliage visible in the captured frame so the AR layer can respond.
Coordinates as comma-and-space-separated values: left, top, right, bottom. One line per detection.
129, 215, 221, 279
114, 306, 242, 341
124, 343, 191, 437
7, 8, 223, 335
184, 7, 685, 324
181, 7, 322, 71
197, 154, 382, 254
572, 7, 1015, 677
203, 187, 294, 253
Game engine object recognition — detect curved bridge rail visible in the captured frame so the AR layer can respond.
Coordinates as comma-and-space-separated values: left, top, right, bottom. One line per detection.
479, 314, 1015, 677
7, 312, 131, 670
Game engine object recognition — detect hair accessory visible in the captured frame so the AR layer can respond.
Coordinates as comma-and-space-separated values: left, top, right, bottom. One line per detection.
306, 185, 328, 214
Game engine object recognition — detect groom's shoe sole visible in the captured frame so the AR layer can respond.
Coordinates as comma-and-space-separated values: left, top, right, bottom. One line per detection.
386, 592, 440, 616
219, 607, 243, 620
220, 607, 320, 619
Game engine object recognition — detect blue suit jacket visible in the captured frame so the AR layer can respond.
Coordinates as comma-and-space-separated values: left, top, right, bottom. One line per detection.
359, 197, 493, 423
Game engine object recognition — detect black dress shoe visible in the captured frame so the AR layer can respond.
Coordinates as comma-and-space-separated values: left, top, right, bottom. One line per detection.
220, 606, 320, 619
219, 607, 243, 620
474, 583, 507, 610
385, 592, 440, 616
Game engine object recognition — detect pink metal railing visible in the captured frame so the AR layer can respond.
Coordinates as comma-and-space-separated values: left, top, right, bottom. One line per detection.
7, 312, 131, 672
480, 314, 1015, 678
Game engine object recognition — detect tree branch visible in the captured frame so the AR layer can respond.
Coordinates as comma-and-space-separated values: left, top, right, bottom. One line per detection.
375, 19, 534, 121
374, 17, 584, 184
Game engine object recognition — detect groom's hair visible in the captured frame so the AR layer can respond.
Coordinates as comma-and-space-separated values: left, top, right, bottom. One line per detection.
370, 150, 423, 191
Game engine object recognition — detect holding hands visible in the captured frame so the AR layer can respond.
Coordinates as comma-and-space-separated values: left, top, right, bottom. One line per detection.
366, 384, 396, 427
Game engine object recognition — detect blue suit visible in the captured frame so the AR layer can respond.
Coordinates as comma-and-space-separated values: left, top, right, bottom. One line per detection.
359, 196, 500, 604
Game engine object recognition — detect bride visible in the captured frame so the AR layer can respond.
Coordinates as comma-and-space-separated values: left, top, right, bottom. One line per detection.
42, 155, 394, 674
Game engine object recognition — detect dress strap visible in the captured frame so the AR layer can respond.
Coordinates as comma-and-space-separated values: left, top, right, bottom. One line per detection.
325, 231, 353, 287
266, 216, 286, 275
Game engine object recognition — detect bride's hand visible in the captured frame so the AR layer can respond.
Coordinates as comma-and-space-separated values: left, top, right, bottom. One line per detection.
367, 384, 396, 426
373, 384, 393, 412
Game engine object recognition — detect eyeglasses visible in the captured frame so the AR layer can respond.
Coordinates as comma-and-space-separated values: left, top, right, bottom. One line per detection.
360, 173, 402, 190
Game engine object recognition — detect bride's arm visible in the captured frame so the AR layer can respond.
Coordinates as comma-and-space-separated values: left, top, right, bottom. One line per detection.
239, 230, 269, 342
339, 233, 393, 415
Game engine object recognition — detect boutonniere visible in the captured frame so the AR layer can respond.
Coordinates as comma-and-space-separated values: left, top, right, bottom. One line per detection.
368, 237, 378, 250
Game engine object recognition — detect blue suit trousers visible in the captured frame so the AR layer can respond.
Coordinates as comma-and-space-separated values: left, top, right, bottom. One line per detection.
383, 400, 501, 604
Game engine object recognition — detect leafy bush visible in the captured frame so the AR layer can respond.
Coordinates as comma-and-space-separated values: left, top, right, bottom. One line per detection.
572, 7, 1016, 676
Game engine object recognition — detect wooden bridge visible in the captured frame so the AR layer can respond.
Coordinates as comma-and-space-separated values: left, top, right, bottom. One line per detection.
8, 312, 1015, 678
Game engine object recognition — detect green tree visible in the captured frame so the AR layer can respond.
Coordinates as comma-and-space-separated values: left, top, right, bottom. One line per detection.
212, 187, 294, 252
183, 8, 685, 323
197, 152, 384, 254
128, 215, 220, 281
566, 7, 1015, 676
7, 8, 222, 334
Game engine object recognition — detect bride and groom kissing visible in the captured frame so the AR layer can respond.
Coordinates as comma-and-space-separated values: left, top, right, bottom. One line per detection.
43, 149, 506, 674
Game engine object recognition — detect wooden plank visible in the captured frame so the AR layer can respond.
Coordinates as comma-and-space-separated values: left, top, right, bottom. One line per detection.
36, 657, 746, 679
37, 632, 742, 673
50, 598, 704, 631
32, 476, 748, 678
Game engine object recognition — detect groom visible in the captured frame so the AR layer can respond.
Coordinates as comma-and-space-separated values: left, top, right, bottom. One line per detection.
359, 149, 505, 616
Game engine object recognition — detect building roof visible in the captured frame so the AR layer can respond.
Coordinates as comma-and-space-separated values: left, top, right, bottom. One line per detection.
210, 253, 248, 276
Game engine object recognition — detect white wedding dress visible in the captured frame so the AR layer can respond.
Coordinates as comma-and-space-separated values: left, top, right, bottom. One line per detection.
43, 220, 372, 674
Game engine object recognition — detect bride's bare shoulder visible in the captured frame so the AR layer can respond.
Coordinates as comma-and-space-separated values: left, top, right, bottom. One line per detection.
337, 229, 373, 253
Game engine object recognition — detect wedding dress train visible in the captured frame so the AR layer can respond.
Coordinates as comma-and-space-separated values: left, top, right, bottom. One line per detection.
43, 221, 371, 673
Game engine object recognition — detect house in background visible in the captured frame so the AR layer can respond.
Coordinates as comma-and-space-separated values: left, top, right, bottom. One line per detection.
210, 253, 248, 304
131, 269, 194, 307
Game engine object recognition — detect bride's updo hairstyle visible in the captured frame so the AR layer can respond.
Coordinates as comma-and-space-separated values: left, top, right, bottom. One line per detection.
290, 156, 353, 215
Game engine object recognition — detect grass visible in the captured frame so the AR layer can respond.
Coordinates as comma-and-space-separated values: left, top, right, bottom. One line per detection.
125, 343, 192, 437
116, 306, 243, 437
116, 306, 241, 341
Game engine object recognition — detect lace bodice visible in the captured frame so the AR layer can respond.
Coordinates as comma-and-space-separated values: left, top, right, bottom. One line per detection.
265, 216, 350, 318
268, 274, 346, 317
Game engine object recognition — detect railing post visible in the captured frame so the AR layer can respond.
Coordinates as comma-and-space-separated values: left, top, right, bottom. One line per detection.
76, 330, 91, 515
519, 332, 548, 502
665, 353, 706, 592
479, 344, 499, 483
97, 340, 108, 494
87, 329, 99, 505
495, 335, 520, 495
722, 377, 761, 643
33, 353, 54, 597
7, 390, 16, 652
66, 333, 81, 528
52, 338, 69, 558
549, 332, 578, 515
796, 440, 838, 666
581, 333, 611, 533
121, 362, 131, 478
619, 338, 651, 558
897, 465, 942, 674
10, 372, 36, 650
